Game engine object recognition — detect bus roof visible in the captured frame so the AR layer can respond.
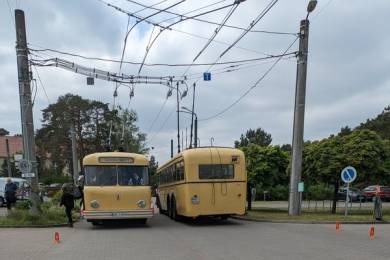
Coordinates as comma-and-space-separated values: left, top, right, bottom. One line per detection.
158, 147, 244, 171
83, 152, 149, 166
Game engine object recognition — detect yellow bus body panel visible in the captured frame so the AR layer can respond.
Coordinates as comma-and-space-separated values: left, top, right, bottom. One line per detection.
82, 152, 152, 220
157, 147, 247, 217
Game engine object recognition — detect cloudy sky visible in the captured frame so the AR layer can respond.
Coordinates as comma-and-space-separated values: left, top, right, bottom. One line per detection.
1, 0, 389, 163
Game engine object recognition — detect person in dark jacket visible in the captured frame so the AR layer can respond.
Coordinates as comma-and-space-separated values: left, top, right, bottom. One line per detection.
5, 178, 18, 210
76, 175, 85, 210
60, 184, 75, 227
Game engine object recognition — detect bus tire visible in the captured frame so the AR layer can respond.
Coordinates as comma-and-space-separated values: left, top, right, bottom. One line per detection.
156, 194, 166, 215
167, 196, 172, 218
171, 197, 179, 221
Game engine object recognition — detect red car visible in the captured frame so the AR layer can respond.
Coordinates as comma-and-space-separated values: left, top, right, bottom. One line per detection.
363, 185, 390, 201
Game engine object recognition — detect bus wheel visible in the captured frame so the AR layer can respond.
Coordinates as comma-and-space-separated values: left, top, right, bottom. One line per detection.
171, 197, 178, 221
167, 196, 172, 218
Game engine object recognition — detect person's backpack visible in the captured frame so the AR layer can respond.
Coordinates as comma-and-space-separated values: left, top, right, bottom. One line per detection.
73, 186, 82, 199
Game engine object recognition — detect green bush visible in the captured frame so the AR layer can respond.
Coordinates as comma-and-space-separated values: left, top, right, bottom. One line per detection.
51, 191, 63, 205
307, 183, 333, 200
269, 185, 289, 200
15, 200, 32, 210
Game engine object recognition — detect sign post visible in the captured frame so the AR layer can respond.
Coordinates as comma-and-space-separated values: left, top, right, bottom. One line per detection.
298, 182, 304, 214
341, 166, 357, 217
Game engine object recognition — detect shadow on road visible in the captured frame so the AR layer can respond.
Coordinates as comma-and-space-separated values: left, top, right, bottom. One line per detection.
177, 216, 243, 227
88, 219, 151, 230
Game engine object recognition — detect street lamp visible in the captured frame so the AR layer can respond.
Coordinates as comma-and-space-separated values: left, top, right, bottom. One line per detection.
289, 0, 316, 216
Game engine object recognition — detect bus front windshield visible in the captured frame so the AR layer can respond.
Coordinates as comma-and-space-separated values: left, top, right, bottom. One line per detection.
85, 166, 149, 186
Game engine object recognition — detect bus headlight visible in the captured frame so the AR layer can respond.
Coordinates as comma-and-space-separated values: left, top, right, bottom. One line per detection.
137, 200, 146, 208
191, 195, 200, 205
90, 200, 100, 209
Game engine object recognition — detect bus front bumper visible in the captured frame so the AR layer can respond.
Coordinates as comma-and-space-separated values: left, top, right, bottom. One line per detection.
83, 209, 153, 220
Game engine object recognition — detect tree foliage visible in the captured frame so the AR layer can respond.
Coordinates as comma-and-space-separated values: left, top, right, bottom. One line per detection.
234, 127, 272, 148
241, 145, 289, 188
0, 128, 9, 136
302, 129, 390, 213
358, 106, 390, 140
35, 94, 148, 176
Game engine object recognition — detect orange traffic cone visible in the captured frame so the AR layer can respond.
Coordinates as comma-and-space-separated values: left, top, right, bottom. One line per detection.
335, 221, 341, 232
369, 226, 375, 240
54, 232, 61, 244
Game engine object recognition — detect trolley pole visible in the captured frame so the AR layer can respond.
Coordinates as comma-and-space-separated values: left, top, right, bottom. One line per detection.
288, 19, 310, 216
194, 116, 198, 148
15, 9, 40, 214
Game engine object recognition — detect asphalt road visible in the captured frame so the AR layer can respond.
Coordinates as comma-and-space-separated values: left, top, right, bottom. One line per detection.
1, 214, 390, 260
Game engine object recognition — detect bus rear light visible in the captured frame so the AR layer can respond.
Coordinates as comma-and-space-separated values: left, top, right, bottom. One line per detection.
191, 195, 200, 205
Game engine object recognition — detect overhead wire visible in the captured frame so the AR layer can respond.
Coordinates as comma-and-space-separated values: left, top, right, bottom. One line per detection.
199, 36, 299, 122
136, 2, 240, 73
28, 46, 284, 67
32, 64, 51, 104
131, 0, 169, 15
123, 0, 296, 36
192, 2, 242, 62
219, 0, 278, 58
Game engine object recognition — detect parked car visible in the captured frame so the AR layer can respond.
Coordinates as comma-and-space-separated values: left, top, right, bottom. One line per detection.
0, 177, 29, 207
337, 187, 366, 202
363, 185, 390, 201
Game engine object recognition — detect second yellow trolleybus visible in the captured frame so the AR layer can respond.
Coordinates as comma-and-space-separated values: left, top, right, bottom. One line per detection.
155, 147, 247, 220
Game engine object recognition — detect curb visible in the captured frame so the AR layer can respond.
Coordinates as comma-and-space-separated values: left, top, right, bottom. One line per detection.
232, 215, 389, 224
0, 223, 70, 228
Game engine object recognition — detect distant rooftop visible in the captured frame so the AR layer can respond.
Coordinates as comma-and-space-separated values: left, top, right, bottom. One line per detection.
0, 136, 23, 158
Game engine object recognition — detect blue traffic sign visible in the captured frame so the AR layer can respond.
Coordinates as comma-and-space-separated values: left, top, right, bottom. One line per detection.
203, 72, 211, 81
341, 166, 357, 183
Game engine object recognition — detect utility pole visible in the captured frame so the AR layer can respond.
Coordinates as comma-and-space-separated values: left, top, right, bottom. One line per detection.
15, 9, 40, 214
71, 125, 79, 185
5, 138, 12, 177
288, 17, 311, 216
176, 82, 181, 153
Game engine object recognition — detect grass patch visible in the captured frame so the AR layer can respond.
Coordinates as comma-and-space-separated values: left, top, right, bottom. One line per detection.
0, 199, 80, 226
246, 208, 390, 222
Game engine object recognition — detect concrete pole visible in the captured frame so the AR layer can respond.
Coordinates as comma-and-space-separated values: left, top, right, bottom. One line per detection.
15, 9, 41, 214
71, 125, 79, 185
5, 138, 12, 177
288, 19, 310, 216
15, 9, 38, 189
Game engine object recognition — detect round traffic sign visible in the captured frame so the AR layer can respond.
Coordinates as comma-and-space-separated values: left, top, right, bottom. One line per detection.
341, 166, 357, 183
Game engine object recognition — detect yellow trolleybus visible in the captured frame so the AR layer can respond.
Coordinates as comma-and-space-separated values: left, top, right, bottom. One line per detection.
156, 147, 246, 220
82, 152, 153, 225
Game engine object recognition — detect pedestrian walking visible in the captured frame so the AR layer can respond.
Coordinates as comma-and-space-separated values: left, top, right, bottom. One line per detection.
60, 183, 75, 227
4, 178, 18, 210
76, 175, 85, 209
